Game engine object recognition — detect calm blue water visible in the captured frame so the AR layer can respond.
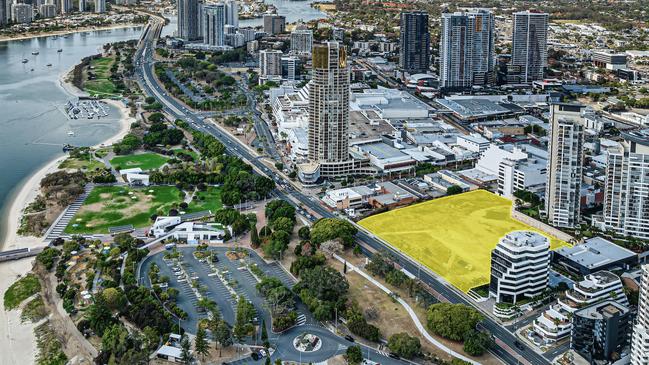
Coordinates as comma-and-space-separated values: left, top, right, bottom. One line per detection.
0, 0, 327, 243
0, 27, 143, 243
240, 0, 327, 27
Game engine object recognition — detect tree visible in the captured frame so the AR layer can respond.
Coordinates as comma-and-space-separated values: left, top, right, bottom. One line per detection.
180, 335, 193, 364
346, 345, 362, 365
463, 330, 492, 356
426, 303, 484, 342
298, 226, 310, 240
261, 319, 269, 348
86, 295, 116, 336
101, 287, 126, 311
272, 216, 295, 233
388, 333, 421, 359
251, 224, 261, 248
263, 230, 291, 260
310, 218, 357, 248
259, 225, 272, 237
446, 185, 463, 195
194, 327, 210, 360
214, 320, 233, 357
233, 296, 256, 340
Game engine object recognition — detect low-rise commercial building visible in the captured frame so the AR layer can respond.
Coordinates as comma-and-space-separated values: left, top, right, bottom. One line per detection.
552, 237, 637, 276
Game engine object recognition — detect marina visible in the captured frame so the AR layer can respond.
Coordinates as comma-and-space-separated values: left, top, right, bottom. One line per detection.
65, 99, 111, 120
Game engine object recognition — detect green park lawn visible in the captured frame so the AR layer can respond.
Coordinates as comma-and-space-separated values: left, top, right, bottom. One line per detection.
59, 155, 105, 171
173, 148, 199, 161
64, 185, 184, 234
4, 274, 41, 310
84, 57, 118, 97
110, 153, 169, 171
187, 186, 222, 213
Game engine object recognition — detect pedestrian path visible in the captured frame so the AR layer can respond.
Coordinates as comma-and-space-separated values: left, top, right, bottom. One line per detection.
44, 183, 94, 240
332, 254, 481, 365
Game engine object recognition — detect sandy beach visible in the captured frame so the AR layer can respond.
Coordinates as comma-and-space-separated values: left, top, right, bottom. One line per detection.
0, 83, 132, 365
1, 62, 134, 249
0, 258, 39, 365
1, 99, 132, 252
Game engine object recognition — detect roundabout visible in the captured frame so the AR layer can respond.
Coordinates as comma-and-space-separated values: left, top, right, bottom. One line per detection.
293, 332, 322, 352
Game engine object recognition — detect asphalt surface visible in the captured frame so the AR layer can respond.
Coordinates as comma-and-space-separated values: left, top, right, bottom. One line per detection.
133, 19, 551, 365
139, 246, 402, 365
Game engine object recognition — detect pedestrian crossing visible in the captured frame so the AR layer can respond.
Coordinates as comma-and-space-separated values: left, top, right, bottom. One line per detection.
296, 313, 306, 326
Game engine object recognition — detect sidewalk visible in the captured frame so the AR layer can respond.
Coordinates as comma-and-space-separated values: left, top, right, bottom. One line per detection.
332, 253, 481, 365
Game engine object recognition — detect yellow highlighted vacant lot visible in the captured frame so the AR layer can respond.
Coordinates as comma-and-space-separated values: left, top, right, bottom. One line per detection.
359, 190, 568, 293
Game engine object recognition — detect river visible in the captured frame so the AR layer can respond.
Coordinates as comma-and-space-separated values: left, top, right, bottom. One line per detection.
0, 26, 143, 243
240, 0, 328, 27
0, 0, 328, 244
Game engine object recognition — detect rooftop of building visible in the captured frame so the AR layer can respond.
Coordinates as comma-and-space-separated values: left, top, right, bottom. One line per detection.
574, 300, 629, 319
436, 97, 521, 119
553, 237, 637, 269
355, 141, 407, 160
622, 129, 649, 147
349, 111, 396, 140
579, 271, 622, 290
500, 231, 549, 249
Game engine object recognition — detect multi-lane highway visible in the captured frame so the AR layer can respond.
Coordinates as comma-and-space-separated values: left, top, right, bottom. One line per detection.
133, 19, 552, 365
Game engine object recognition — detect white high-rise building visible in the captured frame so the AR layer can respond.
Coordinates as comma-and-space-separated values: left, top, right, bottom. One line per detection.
297, 41, 355, 183
178, 0, 199, 40
512, 10, 548, 83
78, 0, 86, 11
281, 55, 299, 80
439, 9, 495, 89
290, 26, 313, 55
259, 49, 283, 79
0, 0, 7, 27
202, 3, 225, 46
94, 0, 105, 13
39, 3, 56, 17
489, 231, 550, 304
602, 130, 649, 240
545, 104, 586, 228
224, 0, 237, 28
11, 3, 32, 23
632, 265, 649, 365
59, 0, 72, 13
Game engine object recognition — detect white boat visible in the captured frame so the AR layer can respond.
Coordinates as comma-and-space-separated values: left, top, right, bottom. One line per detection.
31, 51, 39, 55
67, 131, 75, 136
57, 48, 63, 52
46, 63, 52, 67
22, 58, 28, 63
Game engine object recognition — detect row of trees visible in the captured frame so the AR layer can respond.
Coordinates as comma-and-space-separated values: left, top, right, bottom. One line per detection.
257, 200, 297, 259
427, 303, 492, 356
256, 276, 297, 332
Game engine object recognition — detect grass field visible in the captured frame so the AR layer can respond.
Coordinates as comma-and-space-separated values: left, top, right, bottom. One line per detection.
64, 185, 183, 234
110, 153, 169, 171
4, 274, 41, 310
59, 156, 105, 171
188, 186, 222, 213
359, 190, 568, 293
173, 148, 199, 161
84, 57, 118, 97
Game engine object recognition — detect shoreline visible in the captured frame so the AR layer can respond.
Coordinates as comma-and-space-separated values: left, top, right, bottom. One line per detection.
1, 83, 133, 252
0, 22, 143, 43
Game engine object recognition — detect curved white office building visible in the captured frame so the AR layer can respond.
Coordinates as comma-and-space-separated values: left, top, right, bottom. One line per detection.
489, 231, 550, 304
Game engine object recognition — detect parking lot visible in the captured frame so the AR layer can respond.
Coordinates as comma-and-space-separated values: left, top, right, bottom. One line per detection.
139, 246, 308, 337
